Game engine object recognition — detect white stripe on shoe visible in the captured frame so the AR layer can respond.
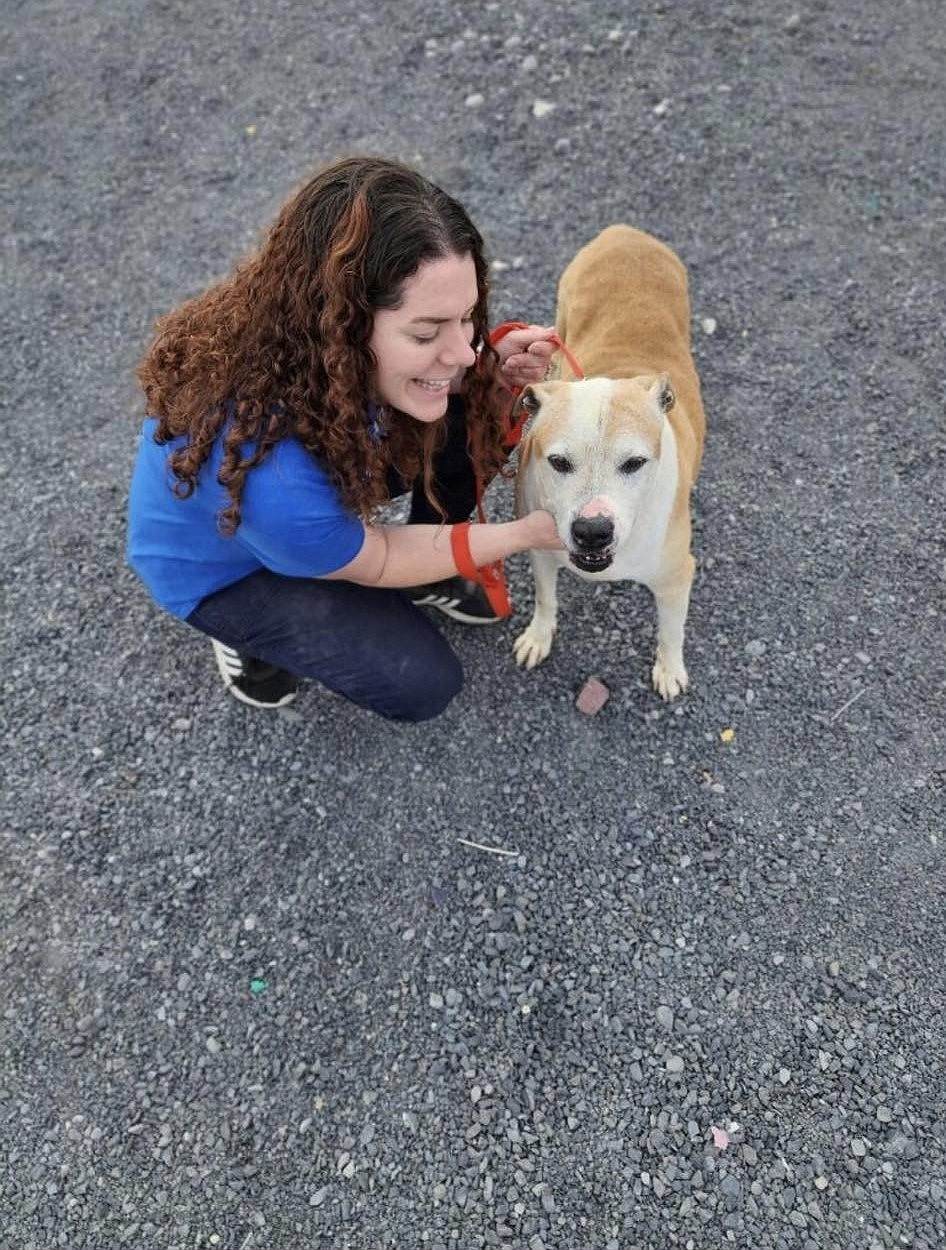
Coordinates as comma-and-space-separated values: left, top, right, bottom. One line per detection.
412, 593, 463, 610
212, 640, 245, 681
210, 639, 299, 708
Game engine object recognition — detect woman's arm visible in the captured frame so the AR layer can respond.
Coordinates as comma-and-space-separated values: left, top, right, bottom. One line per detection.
321, 510, 562, 588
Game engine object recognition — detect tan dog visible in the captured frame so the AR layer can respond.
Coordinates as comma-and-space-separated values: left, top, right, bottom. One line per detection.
513, 224, 706, 699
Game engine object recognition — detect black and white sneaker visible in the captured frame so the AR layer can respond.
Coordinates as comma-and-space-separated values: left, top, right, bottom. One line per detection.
211, 640, 300, 708
407, 576, 501, 625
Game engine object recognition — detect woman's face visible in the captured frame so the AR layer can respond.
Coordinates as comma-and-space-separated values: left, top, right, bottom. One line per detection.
369, 253, 479, 423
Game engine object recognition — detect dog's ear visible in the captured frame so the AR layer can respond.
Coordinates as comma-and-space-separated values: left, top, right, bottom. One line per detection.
511, 385, 544, 471
510, 385, 543, 434
650, 373, 675, 413
516, 385, 543, 416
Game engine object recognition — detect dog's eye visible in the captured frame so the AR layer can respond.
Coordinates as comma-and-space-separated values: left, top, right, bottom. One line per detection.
619, 456, 647, 475
547, 454, 574, 474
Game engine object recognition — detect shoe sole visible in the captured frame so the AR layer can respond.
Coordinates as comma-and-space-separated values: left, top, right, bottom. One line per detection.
412, 596, 501, 625
211, 640, 299, 708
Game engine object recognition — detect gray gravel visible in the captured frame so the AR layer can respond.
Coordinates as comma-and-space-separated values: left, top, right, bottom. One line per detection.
3, 1, 945, 1247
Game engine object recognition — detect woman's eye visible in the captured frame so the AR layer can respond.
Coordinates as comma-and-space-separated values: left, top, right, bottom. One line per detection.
412, 334, 437, 345
547, 454, 574, 474
619, 456, 647, 475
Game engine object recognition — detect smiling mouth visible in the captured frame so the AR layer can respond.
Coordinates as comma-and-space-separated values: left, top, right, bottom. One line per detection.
414, 378, 452, 392
570, 550, 614, 572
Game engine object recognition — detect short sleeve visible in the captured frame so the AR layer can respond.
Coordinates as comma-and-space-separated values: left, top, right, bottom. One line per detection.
234, 439, 366, 577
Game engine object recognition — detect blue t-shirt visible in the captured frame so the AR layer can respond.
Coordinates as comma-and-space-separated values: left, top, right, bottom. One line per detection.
127, 418, 366, 618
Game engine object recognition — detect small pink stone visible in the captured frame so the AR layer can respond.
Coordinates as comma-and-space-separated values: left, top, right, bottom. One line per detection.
576, 676, 610, 715
711, 1126, 730, 1150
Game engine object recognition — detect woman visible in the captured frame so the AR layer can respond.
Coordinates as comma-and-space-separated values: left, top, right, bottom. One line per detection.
127, 155, 562, 722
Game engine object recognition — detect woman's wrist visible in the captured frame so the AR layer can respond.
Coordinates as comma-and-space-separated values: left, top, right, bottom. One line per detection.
514, 513, 542, 551
451, 511, 561, 577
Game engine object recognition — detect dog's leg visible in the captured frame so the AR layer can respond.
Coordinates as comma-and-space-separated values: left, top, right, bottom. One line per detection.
513, 552, 560, 669
650, 555, 695, 699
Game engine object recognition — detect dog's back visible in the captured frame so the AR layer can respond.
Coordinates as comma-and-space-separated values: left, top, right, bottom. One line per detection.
556, 224, 705, 479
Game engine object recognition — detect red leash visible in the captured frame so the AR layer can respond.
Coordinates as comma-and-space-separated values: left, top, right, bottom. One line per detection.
490, 320, 586, 449
450, 323, 585, 618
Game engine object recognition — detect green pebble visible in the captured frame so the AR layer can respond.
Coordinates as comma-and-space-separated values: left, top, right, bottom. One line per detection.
250, 979, 267, 994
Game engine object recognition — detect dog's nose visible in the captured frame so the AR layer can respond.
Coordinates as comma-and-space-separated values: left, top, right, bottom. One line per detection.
571, 515, 614, 550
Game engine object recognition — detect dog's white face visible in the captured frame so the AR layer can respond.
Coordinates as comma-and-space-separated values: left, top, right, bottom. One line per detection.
517, 374, 675, 574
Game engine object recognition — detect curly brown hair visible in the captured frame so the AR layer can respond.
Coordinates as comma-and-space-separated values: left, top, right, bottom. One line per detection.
137, 156, 513, 532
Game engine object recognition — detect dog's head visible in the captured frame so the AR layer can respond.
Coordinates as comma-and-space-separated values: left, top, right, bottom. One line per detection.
515, 373, 675, 573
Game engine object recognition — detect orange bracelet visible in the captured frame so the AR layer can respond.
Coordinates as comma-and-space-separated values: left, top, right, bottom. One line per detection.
449, 520, 513, 618
450, 521, 479, 582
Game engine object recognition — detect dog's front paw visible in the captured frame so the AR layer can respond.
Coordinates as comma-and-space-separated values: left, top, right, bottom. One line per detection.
513, 622, 556, 669
652, 655, 689, 701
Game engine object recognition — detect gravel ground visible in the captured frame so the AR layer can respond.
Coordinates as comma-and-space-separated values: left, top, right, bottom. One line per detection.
3, 1, 945, 1247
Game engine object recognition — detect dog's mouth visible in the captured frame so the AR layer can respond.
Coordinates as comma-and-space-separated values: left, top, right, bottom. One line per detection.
570, 550, 614, 573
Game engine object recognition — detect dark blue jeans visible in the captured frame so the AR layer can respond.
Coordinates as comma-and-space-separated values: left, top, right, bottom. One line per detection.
187, 572, 463, 722
185, 396, 479, 722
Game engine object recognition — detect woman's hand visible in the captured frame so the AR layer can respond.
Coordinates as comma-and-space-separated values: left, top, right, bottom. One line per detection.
520, 509, 565, 551
494, 323, 557, 390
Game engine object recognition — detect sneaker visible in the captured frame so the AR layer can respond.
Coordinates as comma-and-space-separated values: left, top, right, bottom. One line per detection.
211, 640, 300, 708
407, 576, 501, 625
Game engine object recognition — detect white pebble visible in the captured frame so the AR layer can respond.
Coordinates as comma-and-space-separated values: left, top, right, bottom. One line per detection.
532, 99, 556, 118
465, 93, 484, 108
